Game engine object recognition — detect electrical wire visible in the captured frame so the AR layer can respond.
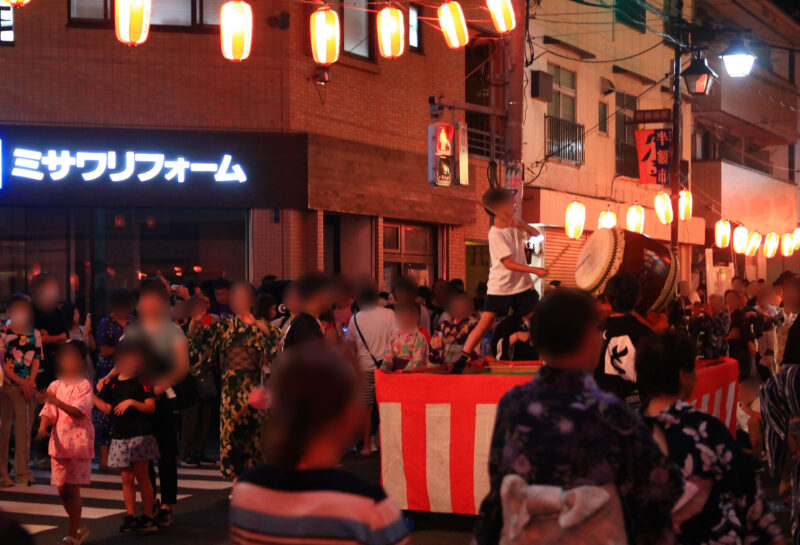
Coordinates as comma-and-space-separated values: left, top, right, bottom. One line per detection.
530, 38, 665, 64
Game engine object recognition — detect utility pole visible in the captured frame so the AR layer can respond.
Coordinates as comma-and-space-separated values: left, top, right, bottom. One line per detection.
504, 0, 525, 164
670, 44, 682, 255
669, 0, 685, 256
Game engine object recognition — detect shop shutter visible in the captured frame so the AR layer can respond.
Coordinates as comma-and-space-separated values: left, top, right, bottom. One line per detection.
543, 227, 587, 288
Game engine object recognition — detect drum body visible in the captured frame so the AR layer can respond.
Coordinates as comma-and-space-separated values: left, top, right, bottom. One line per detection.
575, 228, 678, 314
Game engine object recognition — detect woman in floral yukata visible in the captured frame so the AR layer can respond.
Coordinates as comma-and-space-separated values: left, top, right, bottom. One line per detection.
189, 282, 279, 480
636, 332, 782, 545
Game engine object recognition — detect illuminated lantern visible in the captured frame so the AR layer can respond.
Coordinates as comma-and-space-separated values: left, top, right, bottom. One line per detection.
782, 233, 795, 258
732, 226, 748, 254
565, 200, 586, 240
115, 0, 151, 46
220, 1, 253, 61
6, 0, 31, 6
438, 1, 469, 49
626, 203, 645, 234
764, 232, 779, 258
377, 6, 405, 59
793, 227, 800, 250
678, 190, 692, 221
310, 6, 340, 65
654, 192, 673, 225
745, 232, 762, 257
715, 220, 731, 248
486, 0, 515, 33
598, 208, 617, 230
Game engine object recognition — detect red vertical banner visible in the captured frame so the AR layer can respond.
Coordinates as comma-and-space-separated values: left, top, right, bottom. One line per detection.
635, 128, 671, 185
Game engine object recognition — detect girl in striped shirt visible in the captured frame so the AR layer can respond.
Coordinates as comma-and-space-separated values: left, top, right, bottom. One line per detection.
230, 344, 408, 545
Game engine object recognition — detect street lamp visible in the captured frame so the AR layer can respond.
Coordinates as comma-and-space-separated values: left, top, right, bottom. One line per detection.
721, 38, 756, 78
681, 54, 717, 95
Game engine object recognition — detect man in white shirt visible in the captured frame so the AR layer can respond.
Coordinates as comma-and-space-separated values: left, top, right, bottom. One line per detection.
344, 285, 397, 455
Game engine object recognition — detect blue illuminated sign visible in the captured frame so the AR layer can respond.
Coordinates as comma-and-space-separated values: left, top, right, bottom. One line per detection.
0, 126, 309, 209
6, 147, 246, 185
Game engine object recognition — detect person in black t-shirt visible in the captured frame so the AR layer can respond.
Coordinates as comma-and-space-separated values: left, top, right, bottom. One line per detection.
30, 273, 68, 389
283, 273, 332, 350
595, 273, 653, 407
96, 339, 159, 534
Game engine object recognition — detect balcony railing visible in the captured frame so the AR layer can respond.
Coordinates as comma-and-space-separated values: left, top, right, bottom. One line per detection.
545, 116, 585, 164
467, 127, 504, 160
615, 140, 639, 178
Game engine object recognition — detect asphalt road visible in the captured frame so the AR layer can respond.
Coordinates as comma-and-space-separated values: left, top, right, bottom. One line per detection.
0, 453, 788, 545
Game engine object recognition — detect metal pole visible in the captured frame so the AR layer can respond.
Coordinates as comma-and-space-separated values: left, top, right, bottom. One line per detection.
505, 0, 525, 164
670, 42, 682, 255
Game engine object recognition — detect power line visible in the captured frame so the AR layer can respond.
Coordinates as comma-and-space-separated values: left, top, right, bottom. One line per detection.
530, 38, 665, 63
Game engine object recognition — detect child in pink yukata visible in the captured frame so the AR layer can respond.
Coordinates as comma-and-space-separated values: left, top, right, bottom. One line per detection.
37, 342, 94, 545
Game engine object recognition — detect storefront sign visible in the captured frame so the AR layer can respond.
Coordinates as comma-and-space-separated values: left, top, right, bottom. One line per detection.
3, 148, 247, 185
0, 1, 13, 46
635, 128, 671, 185
0, 126, 308, 208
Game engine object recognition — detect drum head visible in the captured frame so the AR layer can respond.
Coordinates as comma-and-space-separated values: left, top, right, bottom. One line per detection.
575, 228, 624, 295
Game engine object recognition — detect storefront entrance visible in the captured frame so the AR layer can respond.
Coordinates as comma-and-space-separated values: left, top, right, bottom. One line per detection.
382, 222, 437, 289
0, 206, 248, 317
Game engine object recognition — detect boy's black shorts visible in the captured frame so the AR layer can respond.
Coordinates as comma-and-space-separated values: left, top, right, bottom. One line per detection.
483, 289, 539, 317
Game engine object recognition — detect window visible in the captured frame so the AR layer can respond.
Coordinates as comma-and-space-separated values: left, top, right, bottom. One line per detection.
0, 1, 13, 46
615, 91, 639, 177
598, 101, 608, 134
68, 0, 222, 28
383, 222, 436, 289
614, 0, 645, 33
546, 63, 576, 122
408, 4, 422, 52
614, 91, 637, 143
342, 0, 372, 59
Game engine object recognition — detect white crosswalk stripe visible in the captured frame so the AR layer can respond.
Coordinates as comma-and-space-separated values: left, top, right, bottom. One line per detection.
0, 465, 231, 535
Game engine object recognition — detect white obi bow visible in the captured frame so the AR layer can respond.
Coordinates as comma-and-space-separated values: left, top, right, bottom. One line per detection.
500, 475, 629, 545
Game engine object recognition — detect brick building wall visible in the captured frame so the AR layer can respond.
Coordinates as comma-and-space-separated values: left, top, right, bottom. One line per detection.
2, 0, 491, 287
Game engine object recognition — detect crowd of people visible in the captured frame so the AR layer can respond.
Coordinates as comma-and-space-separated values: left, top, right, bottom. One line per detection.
2, 186, 800, 545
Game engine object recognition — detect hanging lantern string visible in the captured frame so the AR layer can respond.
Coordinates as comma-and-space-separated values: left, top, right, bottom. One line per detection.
298, 0, 494, 22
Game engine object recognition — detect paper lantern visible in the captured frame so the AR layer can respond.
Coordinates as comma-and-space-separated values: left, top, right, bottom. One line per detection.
654, 192, 673, 225
732, 226, 748, 254
782, 233, 795, 258
115, 0, 151, 46
377, 6, 405, 59
565, 200, 585, 240
793, 227, 800, 250
715, 220, 731, 249
764, 232, 779, 258
310, 6, 340, 65
598, 208, 617, 230
220, 1, 253, 61
626, 203, 644, 234
438, 1, 469, 49
745, 232, 762, 257
486, 0, 515, 33
6, 0, 31, 6
678, 190, 692, 221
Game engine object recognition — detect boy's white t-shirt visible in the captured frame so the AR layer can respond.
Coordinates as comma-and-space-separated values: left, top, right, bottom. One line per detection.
344, 306, 398, 372
487, 225, 535, 296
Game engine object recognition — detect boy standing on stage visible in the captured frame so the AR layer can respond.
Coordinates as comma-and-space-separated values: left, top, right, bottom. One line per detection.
454, 188, 547, 372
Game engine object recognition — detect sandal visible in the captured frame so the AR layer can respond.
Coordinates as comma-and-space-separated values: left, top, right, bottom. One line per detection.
59, 537, 80, 545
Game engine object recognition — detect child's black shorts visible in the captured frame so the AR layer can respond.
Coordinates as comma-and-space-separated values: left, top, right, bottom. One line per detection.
483, 289, 539, 317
